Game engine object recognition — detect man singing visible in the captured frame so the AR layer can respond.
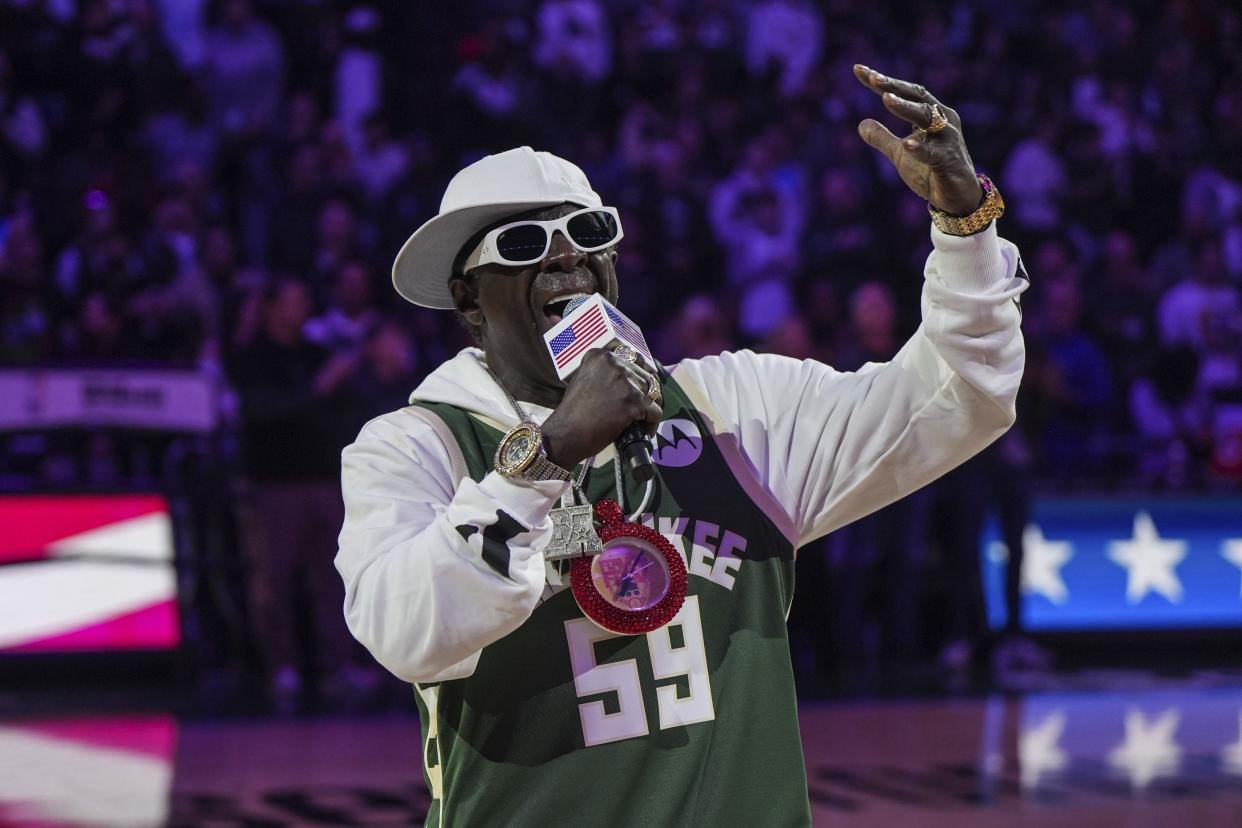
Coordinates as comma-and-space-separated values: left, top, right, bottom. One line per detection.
336, 66, 1027, 826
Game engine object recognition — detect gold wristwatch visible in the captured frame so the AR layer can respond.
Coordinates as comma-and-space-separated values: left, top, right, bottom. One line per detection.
928, 173, 1004, 236
494, 422, 572, 482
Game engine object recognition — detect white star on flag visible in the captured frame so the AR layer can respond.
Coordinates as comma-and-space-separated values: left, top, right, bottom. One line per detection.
1020, 710, 1068, 789
1221, 712, 1242, 777
1107, 512, 1187, 604
1222, 540, 1242, 597
1004, 523, 1074, 604
1108, 708, 1181, 789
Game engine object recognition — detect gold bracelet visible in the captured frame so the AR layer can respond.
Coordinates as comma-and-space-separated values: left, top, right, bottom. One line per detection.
928, 174, 1005, 236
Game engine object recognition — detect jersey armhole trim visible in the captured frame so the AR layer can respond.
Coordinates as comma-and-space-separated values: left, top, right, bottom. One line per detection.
405, 405, 470, 485
668, 363, 800, 550
415, 683, 447, 821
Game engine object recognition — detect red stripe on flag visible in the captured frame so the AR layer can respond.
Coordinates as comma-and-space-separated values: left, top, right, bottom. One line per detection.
7, 599, 180, 652
554, 317, 608, 367
616, 328, 650, 359
550, 306, 604, 353
0, 496, 167, 564
554, 328, 606, 368
24, 715, 178, 763
566, 306, 603, 338
552, 307, 606, 363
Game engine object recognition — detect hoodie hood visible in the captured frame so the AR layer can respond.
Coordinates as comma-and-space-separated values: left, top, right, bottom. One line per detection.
408, 347, 556, 426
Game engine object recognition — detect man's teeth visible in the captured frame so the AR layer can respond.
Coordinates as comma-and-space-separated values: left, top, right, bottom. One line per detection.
543, 292, 592, 317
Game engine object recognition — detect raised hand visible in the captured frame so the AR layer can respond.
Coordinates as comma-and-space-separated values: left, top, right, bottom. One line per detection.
853, 64, 983, 217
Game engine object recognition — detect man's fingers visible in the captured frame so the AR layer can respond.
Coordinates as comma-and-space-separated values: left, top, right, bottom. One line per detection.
603, 349, 652, 388
640, 398, 662, 436
613, 357, 660, 429
626, 392, 661, 432
618, 358, 653, 381
883, 92, 938, 131
857, 118, 904, 164
854, 64, 961, 131
618, 359, 655, 392
853, 64, 936, 104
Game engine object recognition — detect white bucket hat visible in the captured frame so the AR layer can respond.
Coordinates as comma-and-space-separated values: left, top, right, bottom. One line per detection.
392, 146, 602, 309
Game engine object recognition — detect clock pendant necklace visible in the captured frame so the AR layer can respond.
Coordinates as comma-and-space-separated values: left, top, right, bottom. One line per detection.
485, 362, 687, 634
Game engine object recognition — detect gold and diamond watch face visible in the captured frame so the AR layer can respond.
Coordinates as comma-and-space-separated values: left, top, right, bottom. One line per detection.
502, 434, 532, 465
496, 425, 541, 477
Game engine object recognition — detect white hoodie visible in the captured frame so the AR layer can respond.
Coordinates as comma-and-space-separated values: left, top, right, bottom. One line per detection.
336, 224, 1028, 684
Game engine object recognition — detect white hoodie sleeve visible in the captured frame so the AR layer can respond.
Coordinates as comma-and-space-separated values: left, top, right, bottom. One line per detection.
670, 223, 1028, 548
335, 409, 568, 683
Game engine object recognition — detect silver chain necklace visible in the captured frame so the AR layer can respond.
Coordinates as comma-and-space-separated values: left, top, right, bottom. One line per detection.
480, 355, 652, 527
482, 361, 601, 504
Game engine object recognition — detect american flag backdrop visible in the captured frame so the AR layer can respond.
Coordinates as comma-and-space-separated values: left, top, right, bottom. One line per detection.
981, 497, 1242, 631
550, 304, 609, 369
0, 494, 180, 652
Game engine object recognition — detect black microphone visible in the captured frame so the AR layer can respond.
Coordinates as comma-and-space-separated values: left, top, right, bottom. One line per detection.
553, 295, 656, 484
616, 417, 654, 483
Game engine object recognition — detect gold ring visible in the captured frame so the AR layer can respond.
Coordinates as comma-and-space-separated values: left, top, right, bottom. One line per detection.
925, 103, 949, 134
646, 375, 662, 404
613, 345, 638, 364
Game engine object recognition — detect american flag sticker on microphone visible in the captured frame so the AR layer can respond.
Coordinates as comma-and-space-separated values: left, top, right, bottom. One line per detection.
543, 294, 654, 380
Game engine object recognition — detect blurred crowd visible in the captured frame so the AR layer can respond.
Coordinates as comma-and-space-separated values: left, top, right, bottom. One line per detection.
2, 0, 1241, 489
1, 0, 1241, 695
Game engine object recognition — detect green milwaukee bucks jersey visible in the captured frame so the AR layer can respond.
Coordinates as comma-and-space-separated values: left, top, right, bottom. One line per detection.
412, 370, 810, 827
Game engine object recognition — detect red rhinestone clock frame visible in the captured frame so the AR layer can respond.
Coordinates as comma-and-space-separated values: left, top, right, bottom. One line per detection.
569, 499, 689, 634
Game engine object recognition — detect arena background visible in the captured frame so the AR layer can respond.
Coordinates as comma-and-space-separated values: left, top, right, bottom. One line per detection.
1, 0, 1241, 825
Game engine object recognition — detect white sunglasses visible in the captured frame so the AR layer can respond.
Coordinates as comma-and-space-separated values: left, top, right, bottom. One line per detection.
462, 206, 624, 271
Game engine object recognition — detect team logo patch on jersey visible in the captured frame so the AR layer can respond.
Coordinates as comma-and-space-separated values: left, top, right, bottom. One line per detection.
653, 418, 702, 467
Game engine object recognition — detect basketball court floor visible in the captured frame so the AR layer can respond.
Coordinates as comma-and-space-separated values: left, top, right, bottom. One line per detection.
6, 669, 1242, 826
